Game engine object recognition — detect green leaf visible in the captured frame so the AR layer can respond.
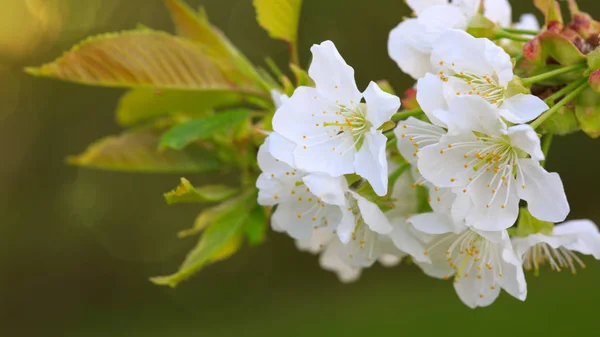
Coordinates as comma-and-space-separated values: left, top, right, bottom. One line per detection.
67, 128, 220, 173
540, 105, 580, 135
26, 30, 260, 93
253, 0, 302, 43
164, 0, 266, 89
177, 194, 250, 238
164, 178, 238, 205
151, 192, 254, 287
540, 31, 586, 66
575, 86, 600, 138
515, 208, 553, 237
244, 205, 268, 246
160, 109, 250, 150
116, 89, 248, 126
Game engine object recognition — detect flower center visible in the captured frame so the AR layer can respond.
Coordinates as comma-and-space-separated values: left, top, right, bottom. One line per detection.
444, 135, 528, 209
453, 72, 505, 106
323, 103, 370, 146
424, 230, 503, 295
523, 242, 586, 275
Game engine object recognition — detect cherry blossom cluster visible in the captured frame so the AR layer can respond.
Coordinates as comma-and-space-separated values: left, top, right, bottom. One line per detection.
256, 0, 600, 308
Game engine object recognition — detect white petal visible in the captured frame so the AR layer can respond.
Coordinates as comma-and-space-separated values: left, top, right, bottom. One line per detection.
517, 158, 570, 223
450, 189, 471, 224
378, 253, 404, 267
406, 0, 449, 15
416, 73, 448, 127
319, 240, 362, 283
271, 202, 313, 241
415, 248, 456, 278
363, 81, 400, 128
431, 29, 494, 77
483, 37, 515, 86
256, 136, 300, 205
506, 124, 544, 161
445, 95, 507, 136
388, 19, 434, 79
395, 117, 445, 165
418, 5, 468, 32
417, 132, 480, 188
465, 171, 520, 231
351, 192, 393, 234
498, 244, 528, 301
554, 220, 600, 259
414, 231, 458, 278
388, 218, 429, 262
295, 227, 335, 253
483, 0, 512, 28
270, 89, 289, 109
354, 130, 388, 196
302, 174, 348, 206
272, 86, 338, 144
511, 233, 574, 258
336, 207, 356, 244
272, 187, 343, 240
553, 219, 599, 236
268, 131, 297, 167
453, 268, 502, 308
309, 41, 362, 106
452, 0, 479, 17
293, 133, 356, 177
501, 94, 549, 124
407, 212, 462, 234
515, 14, 540, 31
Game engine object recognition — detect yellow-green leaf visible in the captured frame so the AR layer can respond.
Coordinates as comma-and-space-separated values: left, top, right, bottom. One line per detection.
160, 109, 250, 150
150, 192, 254, 287
164, 178, 238, 205
116, 88, 246, 126
164, 0, 266, 89
177, 194, 250, 238
68, 128, 219, 173
26, 30, 259, 92
253, 0, 302, 43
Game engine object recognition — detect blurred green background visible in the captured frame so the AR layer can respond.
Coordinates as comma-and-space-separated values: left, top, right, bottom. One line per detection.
2, 0, 600, 336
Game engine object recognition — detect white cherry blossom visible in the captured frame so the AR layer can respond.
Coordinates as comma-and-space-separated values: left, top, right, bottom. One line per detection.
389, 0, 513, 79
272, 40, 400, 196
417, 95, 569, 231
256, 134, 347, 241
388, 5, 468, 79
294, 220, 404, 282
393, 117, 457, 215
513, 220, 600, 274
417, 29, 548, 125
408, 212, 527, 308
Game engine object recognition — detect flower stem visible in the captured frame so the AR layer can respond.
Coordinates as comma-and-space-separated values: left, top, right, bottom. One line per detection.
544, 78, 588, 106
387, 163, 411, 193
494, 30, 531, 43
289, 41, 299, 66
531, 80, 589, 129
521, 63, 587, 86
540, 134, 553, 168
501, 28, 539, 36
392, 108, 423, 121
